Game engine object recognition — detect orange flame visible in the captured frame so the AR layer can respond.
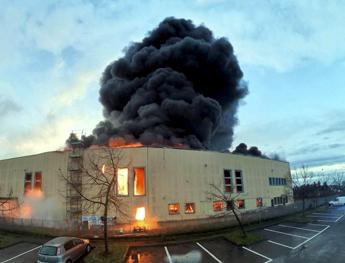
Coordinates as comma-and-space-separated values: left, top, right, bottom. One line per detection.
109, 138, 143, 148
135, 207, 145, 221
102, 164, 106, 174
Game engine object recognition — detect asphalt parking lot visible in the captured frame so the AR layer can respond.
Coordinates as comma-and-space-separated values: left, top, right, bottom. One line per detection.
126, 206, 345, 263
0, 242, 40, 263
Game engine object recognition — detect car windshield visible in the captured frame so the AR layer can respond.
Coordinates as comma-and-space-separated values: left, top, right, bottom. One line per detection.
40, 246, 57, 256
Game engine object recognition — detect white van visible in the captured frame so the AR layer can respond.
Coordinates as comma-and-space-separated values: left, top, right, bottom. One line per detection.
329, 196, 345, 206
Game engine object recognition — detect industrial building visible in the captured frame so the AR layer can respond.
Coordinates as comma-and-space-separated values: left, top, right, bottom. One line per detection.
0, 146, 293, 232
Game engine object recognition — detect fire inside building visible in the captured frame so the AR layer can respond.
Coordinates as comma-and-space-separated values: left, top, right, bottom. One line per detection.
0, 145, 292, 233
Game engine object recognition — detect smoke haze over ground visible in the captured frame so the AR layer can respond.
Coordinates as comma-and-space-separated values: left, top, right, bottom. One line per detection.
81, 17, 247, 151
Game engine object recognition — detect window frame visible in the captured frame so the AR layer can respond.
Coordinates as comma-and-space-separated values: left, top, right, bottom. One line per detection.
34, 171, 42, 191
236, 199, 245, 209
213, 201, 223, 212
133, 167, 146, 196
235, 170, 244, 193
24, 172, 32, 195
184, 202, 196, 214
116, 168, 129, 196
223, 169, 233, 193
168, 203, 180, 215
256, 197, 263, 207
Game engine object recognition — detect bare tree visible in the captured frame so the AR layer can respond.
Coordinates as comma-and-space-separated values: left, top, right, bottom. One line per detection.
208, 184, 247, 237
60, 147, 128, 254
292, 165, 314, 215
0, 188, 20, 216
332, 171, 345, 194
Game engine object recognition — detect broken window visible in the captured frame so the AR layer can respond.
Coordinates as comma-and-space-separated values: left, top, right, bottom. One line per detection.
34, 172, 42, 191
256, 197, 263, 207
224, 169, 232, 193
168, 203, 180, 215
185, 203, 195, 214
117, 168, 128, 195
134, 168, 145, 196
213, 201, 223, 212
236, 199, 245, 209
24, 173, 32, 195
235, 170, 243, 192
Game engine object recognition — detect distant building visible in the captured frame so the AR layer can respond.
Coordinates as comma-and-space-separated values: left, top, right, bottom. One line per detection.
0, 147, 293, 233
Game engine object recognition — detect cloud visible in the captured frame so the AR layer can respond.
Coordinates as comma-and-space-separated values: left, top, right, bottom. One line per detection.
0, 96, 22, 117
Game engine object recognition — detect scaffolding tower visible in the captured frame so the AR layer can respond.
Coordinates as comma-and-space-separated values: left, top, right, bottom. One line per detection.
66, 140, 83, 222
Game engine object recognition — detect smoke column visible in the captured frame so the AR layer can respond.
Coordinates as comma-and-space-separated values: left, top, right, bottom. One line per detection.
86, 17, 248, 151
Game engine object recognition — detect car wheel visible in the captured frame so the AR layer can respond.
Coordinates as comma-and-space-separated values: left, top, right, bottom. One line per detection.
86, 244, 91, 254
66, 260, 72, 263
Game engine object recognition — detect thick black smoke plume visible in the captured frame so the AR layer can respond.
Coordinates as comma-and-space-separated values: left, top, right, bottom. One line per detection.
85, 17, 248, 150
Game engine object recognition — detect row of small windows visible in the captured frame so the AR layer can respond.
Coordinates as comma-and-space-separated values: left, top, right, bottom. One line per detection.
271, 196, 288, 206
224, 169, 244, 193
168, 198, 266, 215
269, 177, 287, 186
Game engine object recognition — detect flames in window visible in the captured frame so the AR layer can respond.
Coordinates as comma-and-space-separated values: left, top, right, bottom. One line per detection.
117, 168, 128, 195
134, 168, 145, 196
168, 203, 180, 215
213, 201, 223, 212
185, 203, 195, 214
135, 207, 145, 221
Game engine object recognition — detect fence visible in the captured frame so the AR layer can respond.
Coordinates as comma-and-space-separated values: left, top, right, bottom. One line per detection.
0, 196, 336, 236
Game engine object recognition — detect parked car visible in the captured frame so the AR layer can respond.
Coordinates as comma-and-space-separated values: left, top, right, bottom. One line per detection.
37, 236, 92, 263
329, 196, 345, 206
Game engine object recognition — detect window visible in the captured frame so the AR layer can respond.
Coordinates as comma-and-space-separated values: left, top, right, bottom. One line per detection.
226, 200, 233, 211
24, 173, 32, 195
168, 203, 180, 215
34, 172, 42, 191
134, 168, 145, 196
256, 197, 263, 207
117, 168, 128, 195
269, 177, 287, 186
185, 203, 195, 214
271, 196, 287, 206
224, 169, 232, 193
235, 170, 243, 192
64, 241, 74, 251
213, 201, 223, 212
236, 199, 245, 209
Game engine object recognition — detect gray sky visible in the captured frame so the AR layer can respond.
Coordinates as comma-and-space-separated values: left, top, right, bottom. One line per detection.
1, 0, 345, 173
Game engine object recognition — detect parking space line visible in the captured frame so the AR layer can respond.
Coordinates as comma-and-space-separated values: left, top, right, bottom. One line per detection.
196, 242, 223, 263
308, 223, 330, 227
264, 228, 309, 239
307, 215, 339, 218
0, 246, 42, 263
316, 219, 337, 222
278, 224, 320, 232
164, 246, 173, 263
335, 215, 344, 222
312, 212, 342, 216
267, 240, 294, 249
293, 225, 330, 250
242, 246, 272, 263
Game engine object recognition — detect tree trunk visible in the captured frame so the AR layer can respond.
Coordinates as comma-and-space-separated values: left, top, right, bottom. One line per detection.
233, 209, 246, 237
103, 205, 109, 254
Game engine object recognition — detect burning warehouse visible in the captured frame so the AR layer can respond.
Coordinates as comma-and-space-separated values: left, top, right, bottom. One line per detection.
0, 146, 292, 233
0, 18, 293, 233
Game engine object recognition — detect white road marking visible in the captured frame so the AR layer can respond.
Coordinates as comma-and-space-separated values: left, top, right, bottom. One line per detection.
335, 215, 344, 222
164, 246, 173, 263
307, 215, 339, 219
242, 246, 272, 263
316, 219, 337, 223
308, 223, 330, 227
264, 228, 309, 239
278, 224, 319, 233
312, 212, 342, 216
293, 225, 330, 250
196, 242, 223, 263
267, 240, 294, 249
0, 246, 42, 263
